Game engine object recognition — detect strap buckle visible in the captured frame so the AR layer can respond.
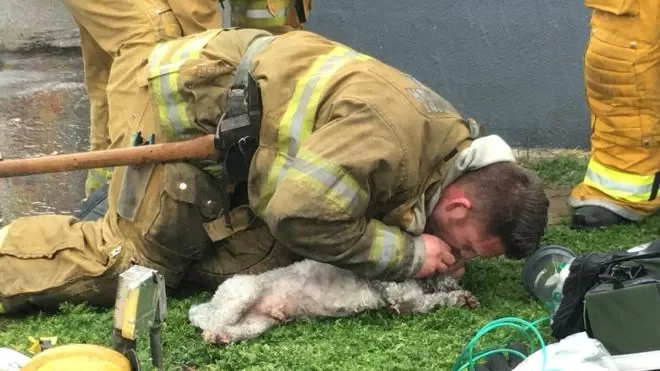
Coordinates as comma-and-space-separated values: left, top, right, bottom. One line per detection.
213, 73, 263, 229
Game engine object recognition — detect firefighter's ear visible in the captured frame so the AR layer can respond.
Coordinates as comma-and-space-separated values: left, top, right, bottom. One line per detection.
439, 183, 472, 217
444, 197, 471, 222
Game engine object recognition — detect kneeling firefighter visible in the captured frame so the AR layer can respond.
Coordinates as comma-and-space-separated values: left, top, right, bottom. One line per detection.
568, 0, 660, 230
0, 25, 497, 313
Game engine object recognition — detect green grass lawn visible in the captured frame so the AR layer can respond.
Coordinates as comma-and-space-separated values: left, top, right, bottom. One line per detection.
1, 156, 659, 370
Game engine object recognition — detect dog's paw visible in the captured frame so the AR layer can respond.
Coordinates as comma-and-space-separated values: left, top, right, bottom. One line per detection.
460, 291, 480, 309
269, 307, 291, 322
202, 329, 233, 345
385, 298, 401, 314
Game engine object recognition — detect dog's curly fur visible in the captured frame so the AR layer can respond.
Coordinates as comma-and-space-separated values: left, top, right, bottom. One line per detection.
189, 259, 479, 345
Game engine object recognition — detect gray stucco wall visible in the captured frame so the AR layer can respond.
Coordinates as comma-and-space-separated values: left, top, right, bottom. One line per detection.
1, 0, 594, 149
304, 1, 593, 149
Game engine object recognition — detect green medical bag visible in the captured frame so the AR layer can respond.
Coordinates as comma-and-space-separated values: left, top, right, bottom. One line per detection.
583, 249, 660, 355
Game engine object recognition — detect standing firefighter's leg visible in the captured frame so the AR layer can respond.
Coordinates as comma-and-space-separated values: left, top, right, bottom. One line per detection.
63, 0, 185, 152
169, 0, 222, 35
77, 25, 115, 197
65, 0, 221, 151
569, 1, 660, 230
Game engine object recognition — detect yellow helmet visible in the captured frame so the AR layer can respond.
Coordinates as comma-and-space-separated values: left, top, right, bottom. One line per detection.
22, 344, 131, 371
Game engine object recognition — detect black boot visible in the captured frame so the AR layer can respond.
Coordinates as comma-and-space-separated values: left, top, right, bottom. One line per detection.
570, 205, 634, 231
74, 183, 109, 221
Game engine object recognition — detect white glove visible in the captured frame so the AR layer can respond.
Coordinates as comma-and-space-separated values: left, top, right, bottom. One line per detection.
0, 348, 31, 371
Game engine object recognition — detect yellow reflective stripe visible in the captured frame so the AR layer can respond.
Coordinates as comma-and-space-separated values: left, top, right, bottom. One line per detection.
369, 222, 405, 277
147, 30, 221, 139
85, 168, 113, 192
0, 224, 10, 246
584, 158, 655, 202
202, 163, 225, 183
234, 15, 288, 27
148, 42, 173, 138
0, 303, 5, 314
88, 168, 113, 183
257, 46, 370, 213
285, 149, 369, 215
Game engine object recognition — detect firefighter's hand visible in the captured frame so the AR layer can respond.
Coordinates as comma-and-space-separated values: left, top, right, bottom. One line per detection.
447, 260, 466, 280
473, 342, 527, 371
416, 234, 457, 278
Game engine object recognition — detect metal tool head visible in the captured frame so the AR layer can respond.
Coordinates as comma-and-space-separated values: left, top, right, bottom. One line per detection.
112, 265, 167, 370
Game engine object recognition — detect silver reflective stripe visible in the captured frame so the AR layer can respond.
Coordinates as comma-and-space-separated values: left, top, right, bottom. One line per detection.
276, 49, 359, 186
151, 30, 222, 137
288, 50, 357, 159
233, 7, 287, 18
158, 44, 206, 135
235, 35, 276, 87
585, 168, 653, 195
372, 224, 400, 276
465, 118, 481, 139
291, 155, 365, 213
155, 61, 184, 76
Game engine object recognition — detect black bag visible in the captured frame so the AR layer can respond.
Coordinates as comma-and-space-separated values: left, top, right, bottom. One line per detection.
551, 240, 660, 354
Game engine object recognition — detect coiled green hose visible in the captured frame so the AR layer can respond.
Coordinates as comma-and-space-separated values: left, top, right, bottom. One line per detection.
451, 316, 559, 371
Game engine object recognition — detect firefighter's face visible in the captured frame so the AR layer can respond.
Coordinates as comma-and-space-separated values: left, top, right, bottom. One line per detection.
428, 184, 504, 260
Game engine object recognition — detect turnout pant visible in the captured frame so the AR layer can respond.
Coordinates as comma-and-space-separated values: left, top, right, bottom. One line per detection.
569, 0, 660, 220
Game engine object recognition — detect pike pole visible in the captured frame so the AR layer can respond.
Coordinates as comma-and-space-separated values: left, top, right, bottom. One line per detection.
0, 134, 218, 178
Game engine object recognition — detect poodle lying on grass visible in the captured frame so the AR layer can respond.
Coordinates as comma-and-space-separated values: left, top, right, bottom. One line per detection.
189, 259, 479, 345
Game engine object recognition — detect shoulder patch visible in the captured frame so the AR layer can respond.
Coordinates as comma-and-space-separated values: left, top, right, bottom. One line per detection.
404, 75, 459, 115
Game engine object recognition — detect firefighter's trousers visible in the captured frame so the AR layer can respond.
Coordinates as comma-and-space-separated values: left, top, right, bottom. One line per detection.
569, 0, 660, 220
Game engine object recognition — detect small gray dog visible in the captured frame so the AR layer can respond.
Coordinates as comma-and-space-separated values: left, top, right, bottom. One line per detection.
189, 259, 479, 345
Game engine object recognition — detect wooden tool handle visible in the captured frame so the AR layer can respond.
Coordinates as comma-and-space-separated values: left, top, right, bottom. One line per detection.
0, 134, 218, 178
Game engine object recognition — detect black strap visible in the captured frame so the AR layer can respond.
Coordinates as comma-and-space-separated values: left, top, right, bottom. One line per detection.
213, 74, 263, 228
295, 0, 307, 23
650, 172, 660, 201
443, 148, 458, 162
211, 36, 274, 229
605, 245, 660, 266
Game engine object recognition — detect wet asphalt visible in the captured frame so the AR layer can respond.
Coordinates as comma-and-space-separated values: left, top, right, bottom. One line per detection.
0, 0, 87, 224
